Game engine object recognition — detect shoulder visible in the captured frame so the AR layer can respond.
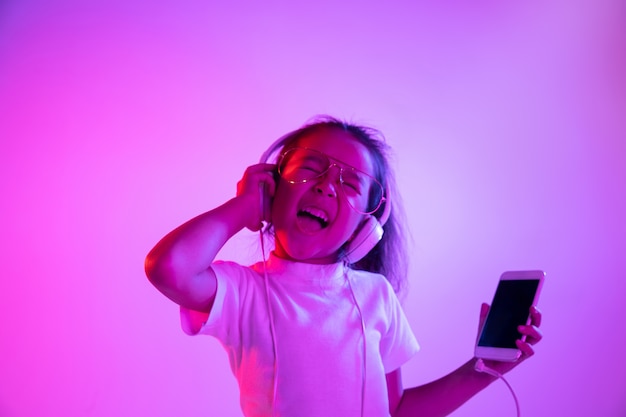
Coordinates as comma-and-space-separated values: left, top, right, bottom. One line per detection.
349, 268, 394, 289
212, 259, 260, 275
347, 268, 399, 305
210, 260, 265, 290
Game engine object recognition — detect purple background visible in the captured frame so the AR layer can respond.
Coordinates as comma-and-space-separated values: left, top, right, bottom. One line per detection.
1, 1, 625, 416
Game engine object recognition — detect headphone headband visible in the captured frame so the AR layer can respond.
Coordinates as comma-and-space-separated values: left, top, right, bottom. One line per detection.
259, 134, 291, 164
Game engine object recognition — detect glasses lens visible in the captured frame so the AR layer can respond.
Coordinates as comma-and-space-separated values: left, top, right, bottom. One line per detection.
278, 148, 330, 182
340, 167, 384, 214
278, 148, 384, 215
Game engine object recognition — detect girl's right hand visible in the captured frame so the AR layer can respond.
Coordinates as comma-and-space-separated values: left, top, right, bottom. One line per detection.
236, 163, 277, 231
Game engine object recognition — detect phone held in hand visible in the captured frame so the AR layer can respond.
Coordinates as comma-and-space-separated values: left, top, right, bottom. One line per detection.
475, 270, 545, 362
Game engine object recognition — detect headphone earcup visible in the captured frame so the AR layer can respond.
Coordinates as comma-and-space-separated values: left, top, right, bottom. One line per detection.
343, 216, 384, 264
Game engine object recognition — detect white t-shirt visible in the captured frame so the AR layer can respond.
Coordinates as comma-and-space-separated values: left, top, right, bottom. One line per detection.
181, 253, 419, 417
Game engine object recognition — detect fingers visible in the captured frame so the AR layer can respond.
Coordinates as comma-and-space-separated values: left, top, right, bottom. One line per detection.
519, 323, 543, 344
530, 305, 542, 327
257, 163, 278, 195
237, 164, 277, 197
516, 339, 535, 357
475, 303, 490, 343
480, 302, 490, 320
236, 164, 277, 231
519, 305, 543, 344
477, 302, 489, 331
516, 305, 544, 357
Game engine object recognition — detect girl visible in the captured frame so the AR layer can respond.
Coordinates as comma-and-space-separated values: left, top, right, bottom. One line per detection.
145, 116, 542, 417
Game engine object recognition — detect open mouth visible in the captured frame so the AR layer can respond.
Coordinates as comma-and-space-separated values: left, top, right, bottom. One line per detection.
297, 207, 329, 230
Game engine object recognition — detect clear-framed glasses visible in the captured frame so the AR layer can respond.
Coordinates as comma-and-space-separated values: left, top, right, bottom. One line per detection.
277, 147, 385, 215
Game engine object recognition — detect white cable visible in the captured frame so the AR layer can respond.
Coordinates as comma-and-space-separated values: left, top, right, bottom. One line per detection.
474, 359, 521, 417
345, 267, 366, 417
258, 209, 363, 417
260, 229, 278, 417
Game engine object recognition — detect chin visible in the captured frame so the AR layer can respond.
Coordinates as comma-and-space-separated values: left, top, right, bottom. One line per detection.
280, 246, 339, 264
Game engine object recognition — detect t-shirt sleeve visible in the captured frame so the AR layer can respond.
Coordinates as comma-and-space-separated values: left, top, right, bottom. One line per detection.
379, 284, 420, 373
179, 261, 246, 341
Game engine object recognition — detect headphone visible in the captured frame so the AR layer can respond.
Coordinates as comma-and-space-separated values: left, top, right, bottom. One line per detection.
259, 133, 391, 264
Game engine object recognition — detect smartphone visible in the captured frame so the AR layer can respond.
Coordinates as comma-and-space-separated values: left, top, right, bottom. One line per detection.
259, 167, 278, 225
475, 270, 545, 362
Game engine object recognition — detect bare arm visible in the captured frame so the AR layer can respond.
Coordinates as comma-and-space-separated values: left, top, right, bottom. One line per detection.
386, 369, 404, 414
144, 164, 276, 312
391, 360, 496, 417
390, 305, 543, 417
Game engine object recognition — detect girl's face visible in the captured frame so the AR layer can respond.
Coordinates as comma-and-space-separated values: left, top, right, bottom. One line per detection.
271, 127, 377, 264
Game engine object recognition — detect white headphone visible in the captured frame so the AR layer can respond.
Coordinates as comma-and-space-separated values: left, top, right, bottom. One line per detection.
343, 198, 390, 264
260, 133, 391, 264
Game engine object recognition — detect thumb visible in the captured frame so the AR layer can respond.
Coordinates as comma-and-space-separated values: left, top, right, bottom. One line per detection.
477, 302, 490, 335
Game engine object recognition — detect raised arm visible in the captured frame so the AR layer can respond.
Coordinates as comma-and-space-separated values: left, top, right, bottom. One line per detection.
144, 163, 276, 312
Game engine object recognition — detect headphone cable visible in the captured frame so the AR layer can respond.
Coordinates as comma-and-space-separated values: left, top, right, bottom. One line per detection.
260, 229, 278, 417
474, 358, 521, 417
345, 266, 366, 417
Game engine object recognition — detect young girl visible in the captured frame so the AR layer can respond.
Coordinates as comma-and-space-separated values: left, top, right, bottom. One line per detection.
145, 116, 542, 417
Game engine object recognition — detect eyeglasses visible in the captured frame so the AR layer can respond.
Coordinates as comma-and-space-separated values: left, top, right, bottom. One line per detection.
277, 147, 385, 215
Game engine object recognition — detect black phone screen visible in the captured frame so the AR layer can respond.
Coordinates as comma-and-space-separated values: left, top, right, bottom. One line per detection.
478, 279, 540, 348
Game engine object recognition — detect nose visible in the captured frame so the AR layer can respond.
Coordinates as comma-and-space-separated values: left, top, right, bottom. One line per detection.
314, 165, 341, 198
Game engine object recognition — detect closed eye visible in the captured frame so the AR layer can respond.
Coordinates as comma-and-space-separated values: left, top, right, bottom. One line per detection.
341, 171, 366, 195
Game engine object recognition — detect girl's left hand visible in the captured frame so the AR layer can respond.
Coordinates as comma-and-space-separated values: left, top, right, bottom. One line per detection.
476, 303, 543, 375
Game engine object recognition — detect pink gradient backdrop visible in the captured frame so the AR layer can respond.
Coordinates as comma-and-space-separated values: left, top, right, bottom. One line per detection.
1, 1, 624, 416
